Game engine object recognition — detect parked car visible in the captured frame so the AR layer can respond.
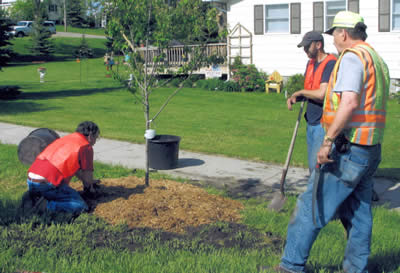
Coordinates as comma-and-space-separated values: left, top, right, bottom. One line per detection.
10, 20, 56, 37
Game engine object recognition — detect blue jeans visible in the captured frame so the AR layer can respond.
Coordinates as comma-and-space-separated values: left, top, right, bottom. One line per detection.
306, 123, 325, 173
280, 143, 381, 273
27, 179, 88, 214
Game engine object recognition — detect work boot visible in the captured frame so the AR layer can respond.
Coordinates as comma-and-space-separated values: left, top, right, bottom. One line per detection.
372, 189, 380, 202
21, 191, 35, 213
32, 196, 48, 214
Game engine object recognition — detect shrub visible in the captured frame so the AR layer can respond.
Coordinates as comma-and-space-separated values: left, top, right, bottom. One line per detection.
391, 91, 400, 104
221, 80, 240, 92
169, 77, 182, 87
230, 56, 267, 92
283, 73, 305, 96
205, 78, 220, 91
195, 79, 208, 89
182, 79, 193, 88
0, 85, 22, 100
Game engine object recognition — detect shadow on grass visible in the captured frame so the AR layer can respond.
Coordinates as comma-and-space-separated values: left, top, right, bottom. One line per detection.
19, 86, 122, 100
375, 167, 400, 181
368, 249, 400, 273
0, 101, 57, 115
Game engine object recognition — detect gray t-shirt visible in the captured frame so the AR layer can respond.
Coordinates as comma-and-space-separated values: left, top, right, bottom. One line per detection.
333, 52, 364, 94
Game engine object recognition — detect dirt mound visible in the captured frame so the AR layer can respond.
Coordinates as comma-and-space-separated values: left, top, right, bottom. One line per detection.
71, 176, 244, 233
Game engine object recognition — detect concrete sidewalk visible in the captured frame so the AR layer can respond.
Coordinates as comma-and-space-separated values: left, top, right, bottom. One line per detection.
1, 122, 399, 210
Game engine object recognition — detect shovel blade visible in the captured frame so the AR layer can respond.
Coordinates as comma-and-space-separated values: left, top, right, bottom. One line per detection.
268, 192, 287, 211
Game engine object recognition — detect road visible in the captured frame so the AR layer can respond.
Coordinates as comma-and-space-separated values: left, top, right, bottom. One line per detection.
52, 31, 106, 39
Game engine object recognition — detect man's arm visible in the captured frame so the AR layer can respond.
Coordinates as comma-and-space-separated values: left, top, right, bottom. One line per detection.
287, 83, 328, 110
76, 169, 100, 192
317, 91, 359, 164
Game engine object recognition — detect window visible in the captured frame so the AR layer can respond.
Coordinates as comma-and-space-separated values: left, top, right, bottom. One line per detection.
379, 0, 400, 31
254, 3, 300, 35
49, 4, 58, 12
313, 1, 359, 32
265, 4, 289, 33
326, 0, 346, 30
393, 0, 400, 30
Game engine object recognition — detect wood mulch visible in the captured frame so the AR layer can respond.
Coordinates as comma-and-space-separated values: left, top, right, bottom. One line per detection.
71, 176, 244, 234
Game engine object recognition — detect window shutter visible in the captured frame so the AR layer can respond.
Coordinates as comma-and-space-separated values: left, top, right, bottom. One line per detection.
379, 0, 390, 32
348, 0, 359, 13
313, 2, 324, 32
290, 3, 301, 34
254, 5, 264, 35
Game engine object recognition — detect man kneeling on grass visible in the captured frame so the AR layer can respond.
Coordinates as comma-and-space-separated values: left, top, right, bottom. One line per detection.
22, 121, 101, 215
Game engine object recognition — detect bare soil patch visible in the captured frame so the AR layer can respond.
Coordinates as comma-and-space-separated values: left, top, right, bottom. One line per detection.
71, 176, 244, 234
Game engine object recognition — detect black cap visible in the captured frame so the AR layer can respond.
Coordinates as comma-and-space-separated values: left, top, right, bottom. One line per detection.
297, 31, 324, 48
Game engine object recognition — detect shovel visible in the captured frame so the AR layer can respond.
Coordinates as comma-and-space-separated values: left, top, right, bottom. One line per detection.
268, 100, 305, 211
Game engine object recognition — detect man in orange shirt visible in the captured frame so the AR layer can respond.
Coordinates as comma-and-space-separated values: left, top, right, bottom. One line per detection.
23, 121, 101, 215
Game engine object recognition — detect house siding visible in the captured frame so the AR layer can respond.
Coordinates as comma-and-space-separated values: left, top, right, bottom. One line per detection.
226, 0, 400, 83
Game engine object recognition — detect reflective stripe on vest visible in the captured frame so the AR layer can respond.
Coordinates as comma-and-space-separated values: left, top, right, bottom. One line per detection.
304, 54, 337, 90
38, 132, 89, 183
321, 42, 390, 145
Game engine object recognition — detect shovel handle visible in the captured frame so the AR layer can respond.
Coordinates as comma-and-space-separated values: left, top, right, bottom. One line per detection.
280, 101, 306, 195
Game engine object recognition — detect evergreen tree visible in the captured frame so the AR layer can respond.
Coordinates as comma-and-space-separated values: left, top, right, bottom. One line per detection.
75, 34, 93, 58
30, 16, 54, 59
67, 0, 86, 27
0, 9, 14, 70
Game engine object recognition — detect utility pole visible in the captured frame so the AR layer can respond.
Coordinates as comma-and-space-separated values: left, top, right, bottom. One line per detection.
63, 0, 67, 32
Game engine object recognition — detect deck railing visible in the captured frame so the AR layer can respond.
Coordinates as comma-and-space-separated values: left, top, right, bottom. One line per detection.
136, 43, 227, 67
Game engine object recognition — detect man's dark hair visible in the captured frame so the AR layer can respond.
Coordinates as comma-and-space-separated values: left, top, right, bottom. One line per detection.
341, 22, 368, 41
76, 121, 100, 137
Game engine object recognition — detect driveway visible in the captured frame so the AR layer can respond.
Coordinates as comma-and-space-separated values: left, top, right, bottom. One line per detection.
52, 31, 106, 39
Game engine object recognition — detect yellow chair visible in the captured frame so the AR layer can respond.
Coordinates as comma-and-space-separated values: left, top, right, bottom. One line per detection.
265, 71, 283, 93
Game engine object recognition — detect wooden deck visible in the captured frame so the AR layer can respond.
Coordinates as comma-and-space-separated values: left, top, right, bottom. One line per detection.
136, 43, 228, 76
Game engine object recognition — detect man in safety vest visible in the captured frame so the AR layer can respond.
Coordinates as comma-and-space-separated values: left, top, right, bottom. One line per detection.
23, 121, 101, 215
287, 31, 337, 173
272, 11, 390, 273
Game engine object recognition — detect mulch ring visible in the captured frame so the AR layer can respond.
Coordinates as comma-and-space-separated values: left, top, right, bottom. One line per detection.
70, 176, 244, 234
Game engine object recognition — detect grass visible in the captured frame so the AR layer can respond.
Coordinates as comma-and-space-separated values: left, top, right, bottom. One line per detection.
2, 37, 399, 179
0, 36, 399, 271
9, 36, 107, 61
0, 143, 399, 273
55, 25, 106, 36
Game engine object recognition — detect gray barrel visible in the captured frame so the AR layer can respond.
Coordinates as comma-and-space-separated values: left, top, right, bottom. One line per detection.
18, 128, 60, 165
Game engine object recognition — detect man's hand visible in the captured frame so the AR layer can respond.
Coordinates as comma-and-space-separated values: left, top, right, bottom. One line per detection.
317, 143, 334, 165
287, 96, 297, 110
287, 91, 303, 110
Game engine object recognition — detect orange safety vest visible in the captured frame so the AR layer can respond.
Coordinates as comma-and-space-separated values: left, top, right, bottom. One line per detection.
38, 132, 89, 181
321, 42, 390, 145
304, 54, 337, 90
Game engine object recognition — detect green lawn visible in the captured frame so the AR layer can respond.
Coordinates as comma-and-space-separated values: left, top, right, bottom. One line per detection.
0, 143, 399, 273
55, 25, 106, 36
1, 35, 399, 273
1, 68, 399, 178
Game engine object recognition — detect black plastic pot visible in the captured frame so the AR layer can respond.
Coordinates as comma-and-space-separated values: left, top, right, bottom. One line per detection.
148, 135, 181, 170
18, 128, 60, 165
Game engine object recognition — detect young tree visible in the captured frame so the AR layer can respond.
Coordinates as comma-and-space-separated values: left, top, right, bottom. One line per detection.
0, 9, 14, 70
105, 0, 224, 186
75, 34, 93, 58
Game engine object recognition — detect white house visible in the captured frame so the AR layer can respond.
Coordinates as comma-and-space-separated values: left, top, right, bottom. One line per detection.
207, 0, 400, 91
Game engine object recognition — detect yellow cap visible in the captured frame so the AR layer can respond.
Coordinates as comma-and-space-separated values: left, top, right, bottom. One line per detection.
325, 11, 364, 35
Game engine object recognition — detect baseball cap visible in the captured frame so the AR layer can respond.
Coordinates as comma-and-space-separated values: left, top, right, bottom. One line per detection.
325, 11, 364, 35
297, 31, 323, 48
